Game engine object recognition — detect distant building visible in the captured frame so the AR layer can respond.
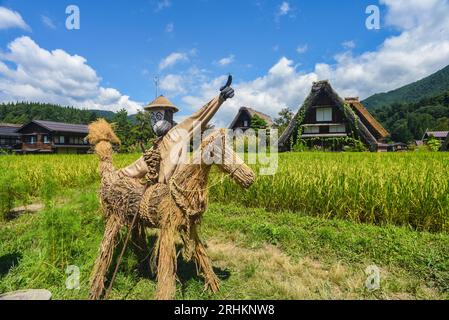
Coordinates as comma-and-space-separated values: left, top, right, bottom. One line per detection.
229, 107, 274, 132
278, 81, 390, 152
422, 131, 449, 144
0, 124, 22, 151
16, 120, 90, 154
388, 142, 408, 152
422, 131, 449, 151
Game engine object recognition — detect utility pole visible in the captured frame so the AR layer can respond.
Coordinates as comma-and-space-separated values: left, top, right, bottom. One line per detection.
153, 75, 159, 98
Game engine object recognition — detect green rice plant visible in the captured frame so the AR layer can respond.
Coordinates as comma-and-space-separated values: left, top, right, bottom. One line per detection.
210, 152, 449, 232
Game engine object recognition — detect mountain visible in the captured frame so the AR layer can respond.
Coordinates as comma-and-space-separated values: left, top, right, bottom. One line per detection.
371, 89, 449, 143
363, 65, 449, 109
93, 109, 137, 123
90, 109, 116, 120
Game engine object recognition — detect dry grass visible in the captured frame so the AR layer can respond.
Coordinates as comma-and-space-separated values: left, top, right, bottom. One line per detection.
206, 240, 442, 300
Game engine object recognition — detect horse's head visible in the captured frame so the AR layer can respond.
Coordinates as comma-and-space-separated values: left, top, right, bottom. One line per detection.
195, 129, 255, 188
169, 129, 255, 220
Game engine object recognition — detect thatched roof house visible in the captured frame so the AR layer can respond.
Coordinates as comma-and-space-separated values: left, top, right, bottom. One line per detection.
278, 81, 389, 152
229, 107, 274, 131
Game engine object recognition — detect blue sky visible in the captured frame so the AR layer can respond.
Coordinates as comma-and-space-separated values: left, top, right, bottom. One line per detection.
1, 0, 449, 126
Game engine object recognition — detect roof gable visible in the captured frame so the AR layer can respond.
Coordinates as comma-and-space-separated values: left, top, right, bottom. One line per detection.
229, 107, 273, 129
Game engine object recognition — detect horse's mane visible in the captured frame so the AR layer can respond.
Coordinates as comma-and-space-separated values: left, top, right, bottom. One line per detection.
169, 130, 224, 218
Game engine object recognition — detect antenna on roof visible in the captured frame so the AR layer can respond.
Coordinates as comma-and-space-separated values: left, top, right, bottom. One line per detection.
153, 75, 160, 98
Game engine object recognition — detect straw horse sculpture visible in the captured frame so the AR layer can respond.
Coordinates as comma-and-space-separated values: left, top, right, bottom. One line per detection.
87, 120, 255, 300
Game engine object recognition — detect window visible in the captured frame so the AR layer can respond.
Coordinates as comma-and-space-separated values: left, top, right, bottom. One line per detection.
243, 120, 249, 127
316, 108, 332, 122
59, 136, 65, 144
29, 136, 37, 144
43, 135, 50, 144
303, 126, 320, 134
68, 137, 84, 145
329, 125, 346, 133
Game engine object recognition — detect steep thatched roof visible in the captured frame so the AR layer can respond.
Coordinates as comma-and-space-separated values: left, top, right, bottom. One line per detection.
229, 107, 274, 129
278, 81, 383, 151
345, 97, 389, 140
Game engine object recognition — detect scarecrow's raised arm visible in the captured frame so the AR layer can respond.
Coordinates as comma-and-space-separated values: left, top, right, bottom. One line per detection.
168, 75, 234, 135
156, 75, 234, 183
118, 76, 235, 181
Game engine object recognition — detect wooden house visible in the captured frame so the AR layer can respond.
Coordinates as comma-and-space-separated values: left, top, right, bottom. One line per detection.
278, 81, 390, 152
423, 131, 449, 151
0, 124, 22, 151
16, 120, 91, 154
422, 131, 449, 144
229, 107, 273, 132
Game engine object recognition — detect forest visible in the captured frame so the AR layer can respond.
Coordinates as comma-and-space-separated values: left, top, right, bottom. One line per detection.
372, 90, 449, 143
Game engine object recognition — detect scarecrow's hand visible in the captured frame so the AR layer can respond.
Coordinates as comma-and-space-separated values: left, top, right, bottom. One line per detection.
220, 75, 234, 101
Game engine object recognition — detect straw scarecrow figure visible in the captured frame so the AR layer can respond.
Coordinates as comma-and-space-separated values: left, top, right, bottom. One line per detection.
88, 76, 255, 300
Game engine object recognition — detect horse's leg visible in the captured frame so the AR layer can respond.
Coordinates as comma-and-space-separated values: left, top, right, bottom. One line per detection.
155, 222, 177, 300
191, 224, 220, 293
89, 215, 122, 300
131, 219, 151, 276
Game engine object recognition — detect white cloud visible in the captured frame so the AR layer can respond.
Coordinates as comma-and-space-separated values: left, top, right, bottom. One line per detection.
159, 52, 189, 70
0, 7, 30, 31
41, 15, 56, 29
165, 23, 174, 33
275, 1, 295, 25
296, 44, 308, 54
159, 66, 209, 97
218, 55, 235, 66
342, 40, 355, 50
155, 0, 172, 12
176, 0, 449, 127
278, 2, 291, 16
160, 74, 186, 94
0, 36, 141, 113
381, 0, 442, 29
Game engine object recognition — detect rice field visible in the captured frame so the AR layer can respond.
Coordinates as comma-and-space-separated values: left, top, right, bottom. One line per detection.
1, 152, 449, 299
1, 152, 449, 232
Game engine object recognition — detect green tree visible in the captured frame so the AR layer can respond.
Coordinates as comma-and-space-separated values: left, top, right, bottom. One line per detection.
273, 108, 294, 135
131, 111, 155, 150
391, 119, 414, 143
250, 115, 268, 131
427, 136, 442, 152
112, 109, 132, 152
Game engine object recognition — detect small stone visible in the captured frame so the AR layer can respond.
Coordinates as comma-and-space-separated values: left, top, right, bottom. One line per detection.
0, 289, 52, 300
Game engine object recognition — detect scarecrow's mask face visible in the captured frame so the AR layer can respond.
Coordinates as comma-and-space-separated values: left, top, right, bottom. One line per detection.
153, 120, 172, 137
150, 111, 165, 127
151, 110, 172, 137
